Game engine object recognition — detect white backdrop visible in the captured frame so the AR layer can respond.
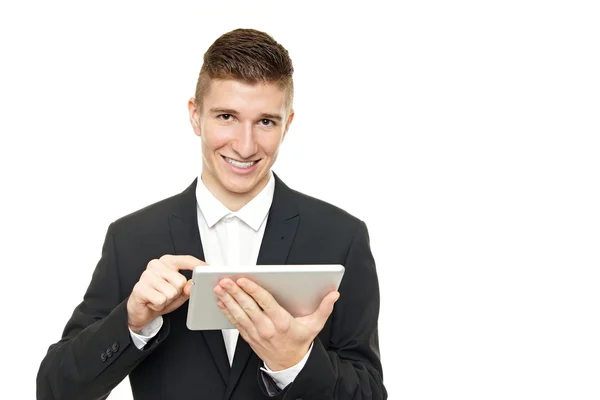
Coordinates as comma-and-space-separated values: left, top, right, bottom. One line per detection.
1, 1, 599, 399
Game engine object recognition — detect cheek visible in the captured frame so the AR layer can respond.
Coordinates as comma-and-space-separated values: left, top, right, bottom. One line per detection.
259, 133, 284, 155
201, 125, 231, 151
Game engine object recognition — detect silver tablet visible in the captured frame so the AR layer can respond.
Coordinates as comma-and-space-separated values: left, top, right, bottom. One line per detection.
186, 264, 345, 330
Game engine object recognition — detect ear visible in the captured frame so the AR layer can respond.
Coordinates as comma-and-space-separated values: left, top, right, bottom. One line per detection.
188, 97, 202, 137
282, 110, 295, 141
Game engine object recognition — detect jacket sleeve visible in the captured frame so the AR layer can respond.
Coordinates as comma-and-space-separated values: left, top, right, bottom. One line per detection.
36, 223, 169, 400
260, 220, 387, 399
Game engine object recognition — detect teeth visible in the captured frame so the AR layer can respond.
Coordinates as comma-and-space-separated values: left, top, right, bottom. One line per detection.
225, 157, 257, 169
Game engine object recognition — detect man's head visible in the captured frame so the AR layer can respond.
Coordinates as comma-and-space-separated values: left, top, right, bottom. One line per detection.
188, 28, 295, 210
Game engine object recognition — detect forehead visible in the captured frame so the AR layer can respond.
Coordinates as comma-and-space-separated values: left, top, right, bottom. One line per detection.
202, 79, 287, 115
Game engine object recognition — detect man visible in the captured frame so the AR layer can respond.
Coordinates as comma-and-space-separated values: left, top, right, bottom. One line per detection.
37, 28, 386, 399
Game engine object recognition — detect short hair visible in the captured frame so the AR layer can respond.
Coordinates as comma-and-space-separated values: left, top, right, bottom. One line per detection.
194, 28, 294, 113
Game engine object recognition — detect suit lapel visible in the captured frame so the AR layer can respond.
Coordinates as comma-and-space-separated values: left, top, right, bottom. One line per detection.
226, 173, 300, 396
168, 178, 231, 384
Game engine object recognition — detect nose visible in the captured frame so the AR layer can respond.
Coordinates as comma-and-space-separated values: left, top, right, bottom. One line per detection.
231, 121, 258, 159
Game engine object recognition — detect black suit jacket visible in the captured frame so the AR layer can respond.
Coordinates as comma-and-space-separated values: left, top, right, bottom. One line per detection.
37, 174, 387, 399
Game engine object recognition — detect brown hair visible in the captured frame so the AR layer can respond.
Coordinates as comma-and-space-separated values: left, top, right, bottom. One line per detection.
194, 28, 294, 113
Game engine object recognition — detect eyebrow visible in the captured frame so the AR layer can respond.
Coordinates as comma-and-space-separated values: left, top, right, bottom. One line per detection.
209, 108, 238, 115
260, 113, 283, 122
209, 108, 283, 122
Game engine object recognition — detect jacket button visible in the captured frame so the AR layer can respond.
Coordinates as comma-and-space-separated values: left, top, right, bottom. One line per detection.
106, 348, 113, 358
100, 352, 107, 362
111, 342, 119, 352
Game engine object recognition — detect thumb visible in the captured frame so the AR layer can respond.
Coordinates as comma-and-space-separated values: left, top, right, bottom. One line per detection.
315, 290, 340, 320
182, 280, 193, 297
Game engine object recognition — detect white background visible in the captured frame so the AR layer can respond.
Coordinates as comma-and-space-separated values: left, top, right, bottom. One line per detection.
1, 0, 599, 399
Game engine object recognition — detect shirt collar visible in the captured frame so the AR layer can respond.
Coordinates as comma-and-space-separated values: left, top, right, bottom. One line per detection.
195, 171, 275, 231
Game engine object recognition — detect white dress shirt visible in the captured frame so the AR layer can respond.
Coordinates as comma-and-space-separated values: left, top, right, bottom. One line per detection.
129, 171, 311, 390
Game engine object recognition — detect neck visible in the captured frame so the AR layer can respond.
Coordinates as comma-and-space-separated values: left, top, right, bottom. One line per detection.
201, 171, 270, 212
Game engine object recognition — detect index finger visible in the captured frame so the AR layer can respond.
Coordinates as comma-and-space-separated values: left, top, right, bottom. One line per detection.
236, 278, 288, 321
160, 254, 207, 271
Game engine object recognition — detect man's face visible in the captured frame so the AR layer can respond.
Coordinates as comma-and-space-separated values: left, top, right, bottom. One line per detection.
188, 79, 294, 202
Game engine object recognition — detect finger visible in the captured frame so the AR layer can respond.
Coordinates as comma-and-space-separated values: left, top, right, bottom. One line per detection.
216, 300, 238, 328
220, 279, 267, 323
146, 261, 188, 294
159, 280, 193, 315
149, 275, 179, 302
160, 254, 207, 271
237, 278, 288, 322
142, 288, 170, 312
162, 291, 190, 314
156, 267, 188, 292
214, 282, 259, 335
306, 291, 340, 330
217, 300, 251, 338
139, 269, 176, 302
182, 279, 193, 297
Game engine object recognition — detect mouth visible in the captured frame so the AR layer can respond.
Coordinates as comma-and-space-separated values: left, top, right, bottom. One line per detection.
222, 156, 260, 169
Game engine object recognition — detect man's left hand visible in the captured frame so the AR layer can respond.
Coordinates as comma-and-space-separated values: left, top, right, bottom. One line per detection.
214, 277, 339, 371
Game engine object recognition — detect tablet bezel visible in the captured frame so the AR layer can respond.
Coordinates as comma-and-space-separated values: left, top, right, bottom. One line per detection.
186, 264, 345, 330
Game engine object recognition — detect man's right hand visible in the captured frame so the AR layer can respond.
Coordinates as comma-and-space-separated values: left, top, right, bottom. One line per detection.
126, 255, 205, 333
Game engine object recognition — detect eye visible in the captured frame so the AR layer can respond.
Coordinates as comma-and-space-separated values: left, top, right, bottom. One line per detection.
260, 119, 275, 127
218, 114, 232, 121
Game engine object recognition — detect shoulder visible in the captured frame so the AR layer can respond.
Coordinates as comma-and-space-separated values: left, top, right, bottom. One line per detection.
298, 190, 360, 221
283, 180, 366, 235
280, 178, 373, 262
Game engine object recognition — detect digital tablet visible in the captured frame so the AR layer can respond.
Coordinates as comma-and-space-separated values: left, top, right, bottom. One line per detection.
186, 264, 345, 330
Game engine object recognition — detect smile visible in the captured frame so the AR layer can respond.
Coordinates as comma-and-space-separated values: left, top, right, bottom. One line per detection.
223, 156, 259, 169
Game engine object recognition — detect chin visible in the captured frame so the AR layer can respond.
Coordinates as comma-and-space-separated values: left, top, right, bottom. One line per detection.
221, 177, 258, 194
213, 163, 270, 195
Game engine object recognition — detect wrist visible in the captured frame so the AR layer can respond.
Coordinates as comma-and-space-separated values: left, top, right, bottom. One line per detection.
266, 342, 312, 371
126, 296, 148, 334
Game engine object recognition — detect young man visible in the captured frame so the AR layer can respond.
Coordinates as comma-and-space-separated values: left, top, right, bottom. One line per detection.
37, 28, 387, 399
